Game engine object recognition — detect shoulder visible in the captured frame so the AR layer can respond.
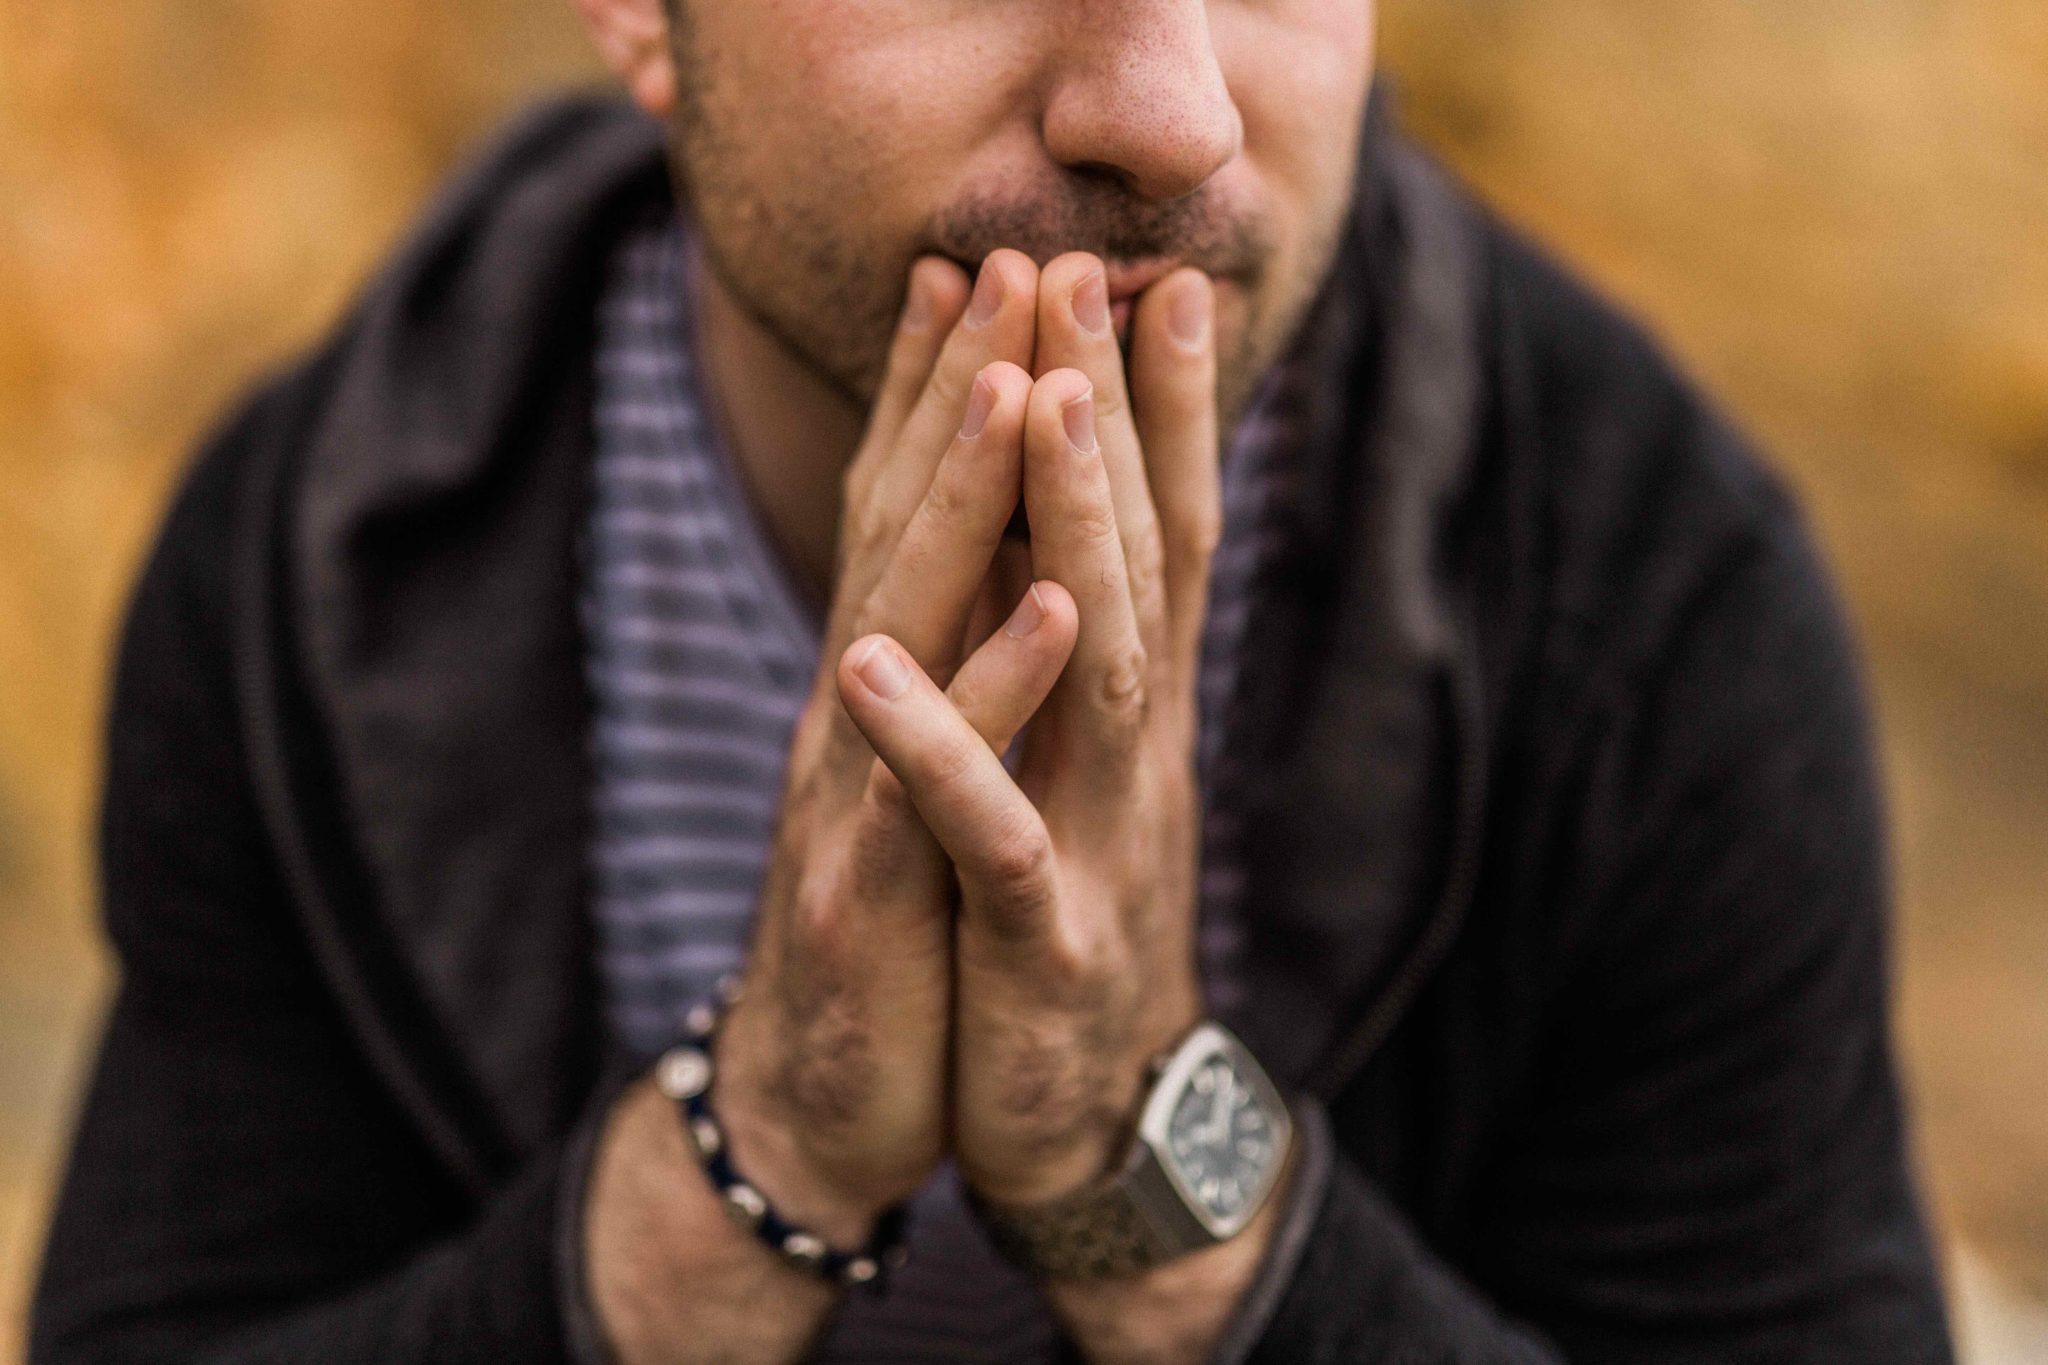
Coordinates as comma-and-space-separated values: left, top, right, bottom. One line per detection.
1449, 204, 1886, 971
114, 90, 668, 826
1465, 208, 1852, 735
129, 93, 666, 633
158, 93, 665, 537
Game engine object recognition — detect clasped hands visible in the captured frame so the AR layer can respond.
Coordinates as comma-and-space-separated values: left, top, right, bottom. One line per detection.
713, 246, 1226, 1245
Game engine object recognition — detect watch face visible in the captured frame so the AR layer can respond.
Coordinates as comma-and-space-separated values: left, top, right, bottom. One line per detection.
1164, 1050, 1280, 1230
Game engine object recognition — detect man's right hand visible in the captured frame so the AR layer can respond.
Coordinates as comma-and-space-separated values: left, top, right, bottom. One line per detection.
587, 250, 1075, 1363
717, 243, 1078, 1233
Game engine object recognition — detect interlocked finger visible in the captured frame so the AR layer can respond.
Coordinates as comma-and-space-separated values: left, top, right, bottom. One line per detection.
855, 361, 1033, 676
837, 635, 1057, 929
1126, 268, 1222, 694
860, 255, 971, 467
1021, 369, 1150, 786
944, 580, 1079, 757
836, 250, 1041, 637
1032, 253, 1170, 660
835, 581, 1075, 899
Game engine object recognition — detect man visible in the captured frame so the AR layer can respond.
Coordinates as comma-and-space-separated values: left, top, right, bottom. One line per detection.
31, 0, 1953, 1361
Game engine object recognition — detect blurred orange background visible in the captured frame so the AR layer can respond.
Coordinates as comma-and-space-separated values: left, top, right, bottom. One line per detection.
2, 1, 2043, 1359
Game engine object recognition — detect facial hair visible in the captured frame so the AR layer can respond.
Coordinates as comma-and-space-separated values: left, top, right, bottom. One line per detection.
661, 3, 1351, 434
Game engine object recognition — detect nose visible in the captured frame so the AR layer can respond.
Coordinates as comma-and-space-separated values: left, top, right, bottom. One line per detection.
1038, 0, 1243, 203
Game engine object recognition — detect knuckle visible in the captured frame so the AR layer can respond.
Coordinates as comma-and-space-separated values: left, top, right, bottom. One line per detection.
1126, 519, 1166, 589
924, 353, 973, 418
883, 321, 931, 380
979, 816, 1053, 903
1095, 644, 1150, 723
919, 465, 975, 528
1069, 502, 1120, 553
1167, 502, 1222, 570
788, 864, 851, 953
841, 513, 894, 576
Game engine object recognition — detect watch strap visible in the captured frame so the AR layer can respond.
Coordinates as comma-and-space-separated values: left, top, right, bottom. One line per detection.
968, 1152, 1167, 1280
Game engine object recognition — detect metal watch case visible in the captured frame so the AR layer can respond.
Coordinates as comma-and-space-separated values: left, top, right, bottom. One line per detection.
1134, 1020, 1293, 1249
975, 1021, 1293, 1279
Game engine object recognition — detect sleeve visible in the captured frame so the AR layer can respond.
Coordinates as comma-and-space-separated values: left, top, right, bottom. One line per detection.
27, 404, 602, 1365
1223, 502, 1953, 1362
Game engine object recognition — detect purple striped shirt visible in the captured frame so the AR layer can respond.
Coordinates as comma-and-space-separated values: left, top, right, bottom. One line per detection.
583, 208, 1299, 1360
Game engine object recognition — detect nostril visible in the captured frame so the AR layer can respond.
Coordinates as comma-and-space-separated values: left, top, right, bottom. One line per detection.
1068, 159, 1135, 191
1039, 60, 1242, 203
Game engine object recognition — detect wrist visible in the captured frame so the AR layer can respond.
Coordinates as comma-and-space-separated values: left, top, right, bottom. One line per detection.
711, 1078, 892, 1249
1046, 1157, 1290, 1364
711, 997, 913, 1244
586, 1080, 841, 1365
962, 995, 1202, 1209
968, 1021, 1293, 1288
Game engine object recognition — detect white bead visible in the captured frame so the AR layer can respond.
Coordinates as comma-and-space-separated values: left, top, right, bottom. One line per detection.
844, 1256, 878, 1285
654, 1047, 711, 1100
723, 1183, 767, 1227
688, 1117, 722, 1159
781, 1232, 826, 1269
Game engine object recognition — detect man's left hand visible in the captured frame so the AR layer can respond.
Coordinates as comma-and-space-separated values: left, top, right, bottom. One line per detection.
839, 254, 1281, 1359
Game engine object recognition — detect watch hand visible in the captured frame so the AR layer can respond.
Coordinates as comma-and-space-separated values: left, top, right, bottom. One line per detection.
1201, 1081, 1233, 1145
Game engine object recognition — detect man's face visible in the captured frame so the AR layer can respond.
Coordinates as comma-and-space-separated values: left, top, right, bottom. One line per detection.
664, 0, 1377, 425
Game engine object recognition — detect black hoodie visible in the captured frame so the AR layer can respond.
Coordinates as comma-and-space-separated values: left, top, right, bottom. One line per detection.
30, 95, 1952, 1363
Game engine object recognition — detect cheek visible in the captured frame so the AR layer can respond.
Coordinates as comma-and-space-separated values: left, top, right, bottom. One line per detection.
1224, 7, 1376, 181
677, 2, 1036, 393
732, 3, 1024, 209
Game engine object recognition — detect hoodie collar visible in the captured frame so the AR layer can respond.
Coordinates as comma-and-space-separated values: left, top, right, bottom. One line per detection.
1221, 111, 1492, 1094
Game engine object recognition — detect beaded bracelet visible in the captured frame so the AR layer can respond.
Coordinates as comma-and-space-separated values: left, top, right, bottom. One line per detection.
652, 977, 911, 1291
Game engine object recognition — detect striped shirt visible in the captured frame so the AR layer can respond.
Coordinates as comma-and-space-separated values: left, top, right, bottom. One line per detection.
583, 208, 1299, 1360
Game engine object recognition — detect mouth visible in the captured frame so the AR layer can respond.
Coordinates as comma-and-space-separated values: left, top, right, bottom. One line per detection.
937, 253, 1212, 343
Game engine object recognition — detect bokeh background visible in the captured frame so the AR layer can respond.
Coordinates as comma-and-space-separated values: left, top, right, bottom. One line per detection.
2, 0, 2043, 1358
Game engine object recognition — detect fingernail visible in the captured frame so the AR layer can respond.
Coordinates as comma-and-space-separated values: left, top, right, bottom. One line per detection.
959, 373, 996, 439
901, 267, 933, 333
1003, 583, 1048, 638
965, 260, 1004, 328
856, 639, 910, 699
1062, 389, 1097, 455
1072, 271, 1111, 336
1170, 276, 1211, 349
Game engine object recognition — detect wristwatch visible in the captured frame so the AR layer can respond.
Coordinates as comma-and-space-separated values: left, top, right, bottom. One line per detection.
971, 1022, 1294, 1280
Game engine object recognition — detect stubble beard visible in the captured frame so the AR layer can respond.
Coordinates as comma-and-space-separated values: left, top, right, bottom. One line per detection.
659, 10, 1352, 438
